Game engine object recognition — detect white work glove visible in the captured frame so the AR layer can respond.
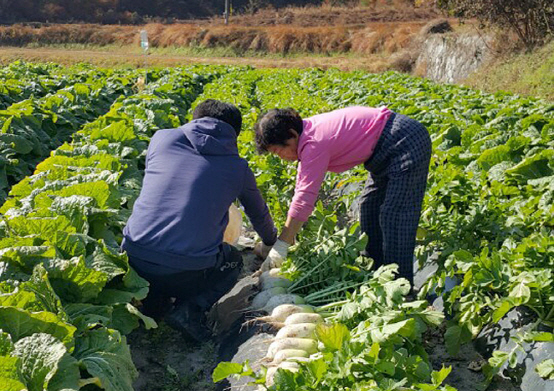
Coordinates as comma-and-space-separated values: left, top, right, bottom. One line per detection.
263, 239, 290, 270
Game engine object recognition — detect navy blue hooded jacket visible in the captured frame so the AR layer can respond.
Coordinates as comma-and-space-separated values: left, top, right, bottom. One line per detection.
122, 117, 277, 270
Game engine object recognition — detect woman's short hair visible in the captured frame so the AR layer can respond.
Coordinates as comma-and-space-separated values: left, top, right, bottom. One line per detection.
254, 108, 303, 154
192, 99, 242, 135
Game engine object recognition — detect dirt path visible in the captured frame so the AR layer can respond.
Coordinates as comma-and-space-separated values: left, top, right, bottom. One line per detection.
128, 323, 217, 391
0, 46, 387, 71
424, 324, 520, 391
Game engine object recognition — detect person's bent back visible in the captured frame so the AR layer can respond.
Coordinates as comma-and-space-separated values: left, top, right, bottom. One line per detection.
123, 100, 275, 269
121, 99, 277, 339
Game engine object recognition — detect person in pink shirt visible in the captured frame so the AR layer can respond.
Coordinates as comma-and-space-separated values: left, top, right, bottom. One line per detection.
254, 106, 431, 287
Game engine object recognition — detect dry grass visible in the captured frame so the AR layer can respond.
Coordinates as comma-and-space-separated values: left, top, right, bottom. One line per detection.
0, 0, 448, 58
0, 20, 435, 57
0, 24, 136, 46
207, 1, 440, 27
0, 4, 452, 73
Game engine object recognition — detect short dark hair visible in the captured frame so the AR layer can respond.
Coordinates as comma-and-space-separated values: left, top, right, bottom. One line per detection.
254, 108, 303, 154
192, 99, 242, 136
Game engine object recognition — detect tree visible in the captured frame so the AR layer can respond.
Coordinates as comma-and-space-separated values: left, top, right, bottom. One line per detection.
0, 0, 326, 23
438, 0, 553, 49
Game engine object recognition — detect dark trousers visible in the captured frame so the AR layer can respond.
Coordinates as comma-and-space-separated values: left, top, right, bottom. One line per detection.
360, 113, 431, 286
129, 243, 243, 313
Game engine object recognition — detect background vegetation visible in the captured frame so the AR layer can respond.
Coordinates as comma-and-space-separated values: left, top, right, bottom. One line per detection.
0, 0, 366, 24
438, 0, 554, 49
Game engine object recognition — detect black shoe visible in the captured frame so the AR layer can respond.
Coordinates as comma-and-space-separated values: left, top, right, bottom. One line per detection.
140, 294, 173, 321
165, 303, 212, 343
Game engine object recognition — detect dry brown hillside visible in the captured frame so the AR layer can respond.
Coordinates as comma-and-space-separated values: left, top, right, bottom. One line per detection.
0, 2, 455, 74
0, 3, 446, 54
0, 20, 444, 56
205, 2, 440, 26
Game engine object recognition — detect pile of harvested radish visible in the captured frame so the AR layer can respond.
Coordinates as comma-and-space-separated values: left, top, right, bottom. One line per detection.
251, 268, 305, 312
250, 269, 326, 387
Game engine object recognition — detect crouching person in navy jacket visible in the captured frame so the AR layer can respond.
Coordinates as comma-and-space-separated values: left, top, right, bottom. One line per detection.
122, 100, 277, 341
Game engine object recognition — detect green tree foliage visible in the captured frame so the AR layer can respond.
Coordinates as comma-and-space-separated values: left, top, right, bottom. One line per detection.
438, 0, 554, 49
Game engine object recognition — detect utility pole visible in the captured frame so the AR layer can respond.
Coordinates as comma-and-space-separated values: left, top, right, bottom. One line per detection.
224, 0, 229, 25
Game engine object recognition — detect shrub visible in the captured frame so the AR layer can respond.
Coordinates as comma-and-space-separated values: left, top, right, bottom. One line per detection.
438, 0, 554, 49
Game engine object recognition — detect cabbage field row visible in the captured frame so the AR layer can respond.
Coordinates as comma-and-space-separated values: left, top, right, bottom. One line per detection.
0, 63, 151, 204
0, 63, 552, 391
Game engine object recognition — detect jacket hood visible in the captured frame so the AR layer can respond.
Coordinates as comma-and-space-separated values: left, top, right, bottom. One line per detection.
181, 117, 239, 156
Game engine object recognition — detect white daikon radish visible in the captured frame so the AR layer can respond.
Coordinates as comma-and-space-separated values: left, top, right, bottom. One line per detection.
261, 276, 292, 291
278, 361, 300, 371
284, 312, 324, 326
260, 268, 284, 285
286, 356, 313, 364
262, 294, 305, 313
272, 349, 309, 365
265, 361, 301, 387
250, 304, 315, 326
275, 323, 317, 340
223, 204, 242, 245
265, 367, 278, 387
270, 304, 315, 322
251, 287, 287, 310
266, 338, 318, 360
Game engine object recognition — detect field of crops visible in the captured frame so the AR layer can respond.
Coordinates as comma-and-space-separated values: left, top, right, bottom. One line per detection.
0, 62, 552, 391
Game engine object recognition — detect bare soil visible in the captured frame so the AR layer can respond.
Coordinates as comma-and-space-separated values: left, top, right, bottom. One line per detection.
424, 324, 520, 391
128, 323, 217, 391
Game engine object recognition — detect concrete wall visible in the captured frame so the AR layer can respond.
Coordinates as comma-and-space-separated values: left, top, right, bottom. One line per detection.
416, 33, 492, 84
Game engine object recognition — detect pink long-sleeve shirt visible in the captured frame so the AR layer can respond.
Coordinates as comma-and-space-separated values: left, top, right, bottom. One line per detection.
288, 106, 392, 222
